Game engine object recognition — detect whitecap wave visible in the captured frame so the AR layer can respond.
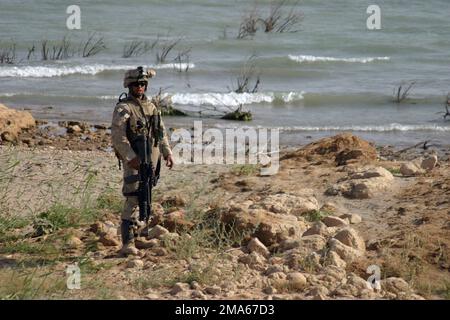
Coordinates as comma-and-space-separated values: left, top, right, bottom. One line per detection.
281, 123, 450, 132
168, 91, 304, 107
288, 55, 390, 64
0, 63, 195, 78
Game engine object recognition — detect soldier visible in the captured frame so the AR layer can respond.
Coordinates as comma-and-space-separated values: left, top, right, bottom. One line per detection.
111, 66, 174, 256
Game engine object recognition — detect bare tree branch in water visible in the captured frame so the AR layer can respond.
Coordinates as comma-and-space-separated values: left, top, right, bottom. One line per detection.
393, 81, 416, 103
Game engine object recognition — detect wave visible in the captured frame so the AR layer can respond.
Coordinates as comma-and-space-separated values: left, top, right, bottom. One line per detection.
288, 55, 390, 64
281, 123, 450, 132
167, 92, 304, 107
0, 63, 195, 78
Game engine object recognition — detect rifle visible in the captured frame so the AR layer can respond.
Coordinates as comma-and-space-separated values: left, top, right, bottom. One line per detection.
134, 123, 153, 224
134, 115, 161, 225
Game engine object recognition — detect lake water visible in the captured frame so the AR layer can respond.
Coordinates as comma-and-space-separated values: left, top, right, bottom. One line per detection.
1, 0, 450, 148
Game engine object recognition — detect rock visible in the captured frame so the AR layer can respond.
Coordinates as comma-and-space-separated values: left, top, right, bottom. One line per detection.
160, 232, 180, 245
299, 235, 327, 251
322, 265, 347, 281
260, 192, 320, 216
65, 236, 83, 249
348, 167, 393, 180
302, 221, 329, 237
420, 154, 438, 171
191, 290, 206, 299
286, 272, 307, 291
170, 282, 190, 295
328, 167, 394, 199
238, 252, 267, 271
160, 194, 186, 208
281, 133, 378, 166
339, 213, 362, 224
0, 104, 36, 143
67, 125, 82, 134
333, 228, 365, 252
323, 251, 347, 269
220, 206, 308, 246
264, 265, 285, 276
308, 286, 329, 298
400, 162, 424, 176
263, 286, 277, 294
247, 237, 270, 258
190, 281, 201, 290
160, 210, 193, 232
126, 259, 144, 269
381, 277, 411, 296
328, 238, 364, 262
99, 234, 120, 247
268, 272, 288, 291
153, 247, 168, 256
205, 286, 221, 295
145, 293, 160, 300
148, 225, 170, 239
322, 216, 348, 227
135, 238, 156, 249
347, 273, 372, 293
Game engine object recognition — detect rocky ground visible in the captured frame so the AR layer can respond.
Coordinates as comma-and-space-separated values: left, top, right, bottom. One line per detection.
0, 104, 449, 300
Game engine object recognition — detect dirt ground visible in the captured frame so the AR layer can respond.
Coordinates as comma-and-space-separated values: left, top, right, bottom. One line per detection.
0, 129, 449, 300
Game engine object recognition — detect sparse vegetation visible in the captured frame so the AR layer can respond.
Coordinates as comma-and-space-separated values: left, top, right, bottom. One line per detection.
0, 41, 16, 64
81, 33, 106, 58
156, 38, 182, 63
393, 81, 416, 103
151, 88, 187, 116
231, 164, 259, 176
304, 210, 330, 222
237, 1, 303, 39
437, 93, 450, 120
122, 40, 155, 58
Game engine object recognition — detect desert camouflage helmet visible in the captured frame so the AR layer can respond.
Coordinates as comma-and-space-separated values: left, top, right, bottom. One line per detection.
123, 66, 156, 88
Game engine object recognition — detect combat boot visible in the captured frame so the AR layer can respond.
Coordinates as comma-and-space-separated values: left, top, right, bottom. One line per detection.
119, 219, 139, 256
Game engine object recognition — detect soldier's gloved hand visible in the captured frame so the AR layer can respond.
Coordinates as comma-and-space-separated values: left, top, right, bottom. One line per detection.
128, 157, 140, 170
165, 154, 174, 169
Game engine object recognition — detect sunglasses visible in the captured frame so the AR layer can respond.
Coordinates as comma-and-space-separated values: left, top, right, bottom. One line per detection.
133, 82, 147, 87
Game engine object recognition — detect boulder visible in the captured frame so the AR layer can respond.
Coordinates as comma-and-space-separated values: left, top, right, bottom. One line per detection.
286, 272, 307, 291
247, 237, 270, 258
322, 216, 348, 227
260, 192, 319, 216
65, 236, 83, 249
160, 194, 186, 208
170, 282, 190, 295
281, 133, 378, 166
381, 277, 411, 296
323, 251, 347, 269
302, 221, 329, 237
327, 167, 394, 199
400, 162, 424, 176
339, 213, 362, 224
238, 252, 267, 271
328, 238, 364, 262
333, 228, 366, 252
148, 225, 170, 239
220, 206, 308, 246
0, 103, 35, 143
126, 259, 144, 269
420, 154, 438, 171
99, 234, 120, 247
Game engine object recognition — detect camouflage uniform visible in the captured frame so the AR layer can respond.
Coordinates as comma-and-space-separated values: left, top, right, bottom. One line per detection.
111, 67, 172, 255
